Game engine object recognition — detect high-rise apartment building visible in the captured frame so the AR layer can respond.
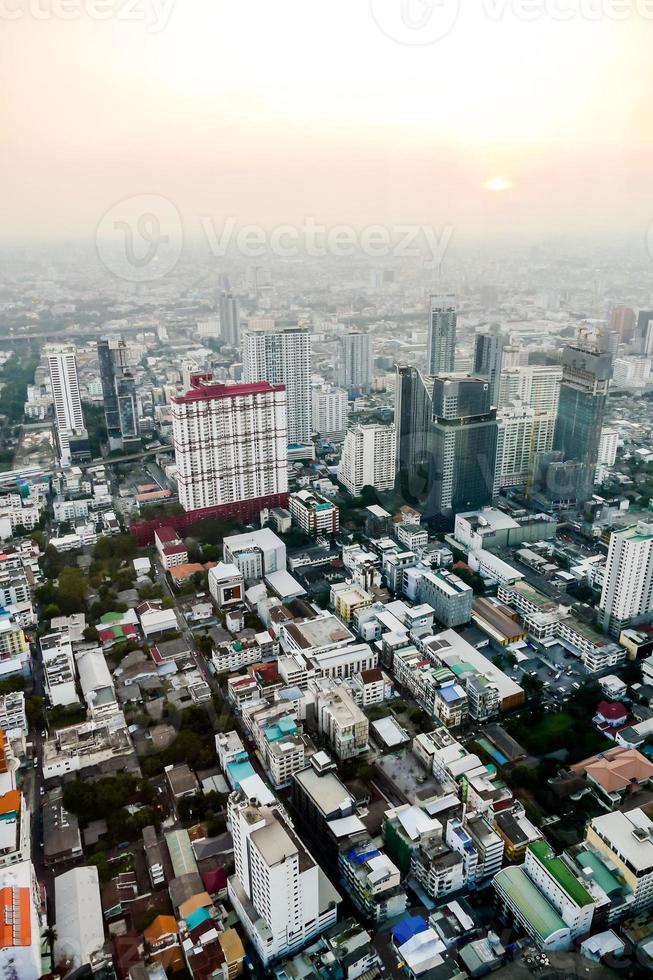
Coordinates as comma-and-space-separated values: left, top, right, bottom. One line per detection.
311, 385, 347, 438
338, 424, 396, 496
171, 375, 288, 517
599, 522, 653, 636
427, 375, 498, 526
219, 292, 241, 347
495, 401, 556, 491
554, 339, 612, 475
227, 789, 340, 965
243, 324, 311, 446
427, 295, 456, 375
46, 346, 89, 466
97, 337, 140, 451
336, 332, 373, 395
498, 365, 562, 414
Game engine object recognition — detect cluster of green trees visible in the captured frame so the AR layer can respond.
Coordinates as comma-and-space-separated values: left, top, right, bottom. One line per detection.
508, 680, 611, 760
0, 353, 39, 423
177, 790, 227, 836
36, 566, 87, 617
140, 706, 217, 777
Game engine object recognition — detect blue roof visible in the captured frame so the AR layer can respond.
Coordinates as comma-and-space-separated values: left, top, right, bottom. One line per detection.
226, 760, 255, 788
439, 684, 464, 703
392, 916, 428, 947
347, 847, 380, 865
186, 907, 211, 930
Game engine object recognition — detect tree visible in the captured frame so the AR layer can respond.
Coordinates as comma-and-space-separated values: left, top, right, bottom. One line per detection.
42, 926, 57, 969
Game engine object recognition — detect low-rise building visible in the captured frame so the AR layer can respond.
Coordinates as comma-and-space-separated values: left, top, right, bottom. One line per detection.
289, 490, 339, 537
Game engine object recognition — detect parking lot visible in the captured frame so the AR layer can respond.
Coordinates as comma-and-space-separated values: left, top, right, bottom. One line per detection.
505, 641, 590, 706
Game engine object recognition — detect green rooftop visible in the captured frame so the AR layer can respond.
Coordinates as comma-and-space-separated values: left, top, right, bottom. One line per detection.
494, 866, 568, 943
575, 850, 624, 898
528, 841, 593, 908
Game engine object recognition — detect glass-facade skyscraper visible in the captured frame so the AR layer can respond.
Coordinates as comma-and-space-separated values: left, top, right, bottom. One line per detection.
97, 337, 141, 452
427, 295, 456, 376
554, 340, 612, 484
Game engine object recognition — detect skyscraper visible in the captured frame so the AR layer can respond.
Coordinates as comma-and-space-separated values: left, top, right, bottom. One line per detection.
427, 375, 497, 526
242, 324, 311, 446
609, 305, 635, 343
495, 401, 555, 491
97, 337, 141, 452
46, 346, 89, 465
171, 375, 288, 516
394, 366, 434, 501
336, 332, 373, 395
554, 338, 612, 477
599, 522, 653, 636
638, 310, 653, 355
474, 324, 506, 407
427, 295, 456, 375
219, 292, 240, 347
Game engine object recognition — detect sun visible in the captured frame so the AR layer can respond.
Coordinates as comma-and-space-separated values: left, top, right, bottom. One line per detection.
483, 177, 513, 192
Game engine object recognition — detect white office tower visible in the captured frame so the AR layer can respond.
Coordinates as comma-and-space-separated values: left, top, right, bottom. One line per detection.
311, 385, 348, 438
219, 293, 241, 347
171, 376, 288, 513
46, 345, 86, 465
243, 324, 311, 446
497, 365, 562, 414
227, 790, 340, 965
600, 522, 653, 636
495, 401, 557, 490
336, 332, 373, 395
427, 295, 456, 375
338, 424, 396, 496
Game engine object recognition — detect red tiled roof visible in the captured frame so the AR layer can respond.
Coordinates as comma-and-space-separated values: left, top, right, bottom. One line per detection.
597, 701, 628, 721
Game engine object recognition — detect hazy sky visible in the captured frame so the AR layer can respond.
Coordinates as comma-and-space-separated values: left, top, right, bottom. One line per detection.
2, 1, 653, 244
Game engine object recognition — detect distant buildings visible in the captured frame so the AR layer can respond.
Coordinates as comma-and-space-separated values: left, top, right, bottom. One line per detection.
599, 522, 653, 636
338, 424, 396, 496
336, 331, 373, 396
97, 336, 141, 452
219, 291, 241, 347
243, 324, 312, 446
427, 295, 456, 375
171, 376, 288, 517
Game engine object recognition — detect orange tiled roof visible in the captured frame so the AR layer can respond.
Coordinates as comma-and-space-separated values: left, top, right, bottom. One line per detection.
583, 748, 653, 792
143, 914, 179, 942
0, 887, 31, 947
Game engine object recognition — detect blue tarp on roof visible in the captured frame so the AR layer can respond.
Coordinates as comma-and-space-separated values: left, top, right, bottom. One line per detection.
392, 916, 428, 947
186, 907, 211, 930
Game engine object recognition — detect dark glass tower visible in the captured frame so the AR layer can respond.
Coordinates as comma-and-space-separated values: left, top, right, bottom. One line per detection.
554, 340, 612, 483
427, 295, 456, 375
427, 375, 498, 527
98, 337, 141, 451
